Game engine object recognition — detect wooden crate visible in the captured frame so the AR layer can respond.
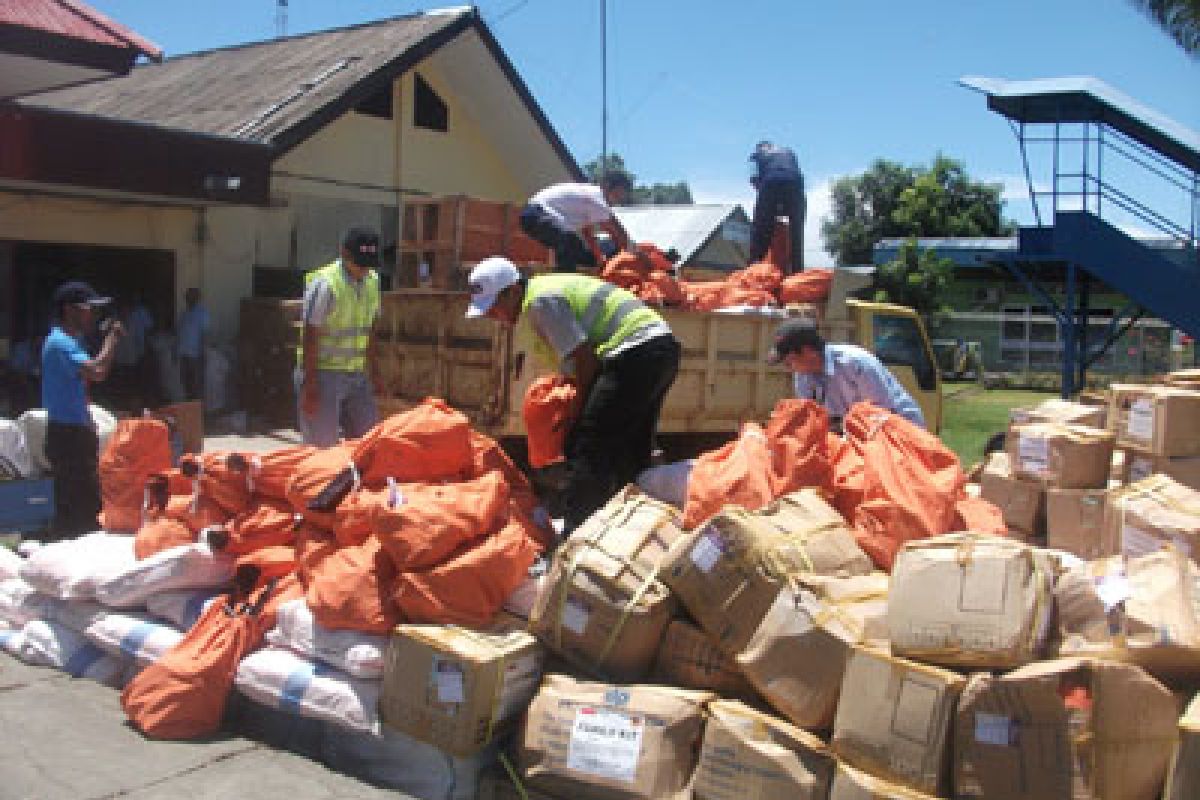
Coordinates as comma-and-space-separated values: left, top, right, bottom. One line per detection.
398, 195, 551, 289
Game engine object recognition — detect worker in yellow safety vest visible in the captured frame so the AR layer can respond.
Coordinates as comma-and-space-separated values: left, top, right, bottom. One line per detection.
466, 256, 681, 533
295, 226, 383, 447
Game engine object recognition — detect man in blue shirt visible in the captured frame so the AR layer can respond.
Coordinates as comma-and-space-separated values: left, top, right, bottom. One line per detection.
177, 287, 209, 401
749, 141, 806, 275
42, 281, 124, 539
767, 319, 926, 429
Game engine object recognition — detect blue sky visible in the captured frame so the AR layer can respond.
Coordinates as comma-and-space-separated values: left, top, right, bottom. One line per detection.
94, 0, 1199, 262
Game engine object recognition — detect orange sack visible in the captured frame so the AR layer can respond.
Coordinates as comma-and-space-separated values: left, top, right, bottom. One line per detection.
637, 271, 686, 307
392, 509, 542, 628
369, 471, 510, 572
295, 525, 401, 634
134, 515, 195, 560
468, 431, 550, 546
285, 441, 358, 529
727, 262, 784, 293
99, 418, 172, 532
224, 499, 300, 556
121, 575, 301, 740
844, 402, 966, 571
179, 453, 252, 516
828, 432, 866, 522
523, 375, 578, 469
952, 496, 1008, 536
683, 399, 831, 529
245, 445, 317, 502
352, 399, 475, 484
329, 487, 390, 548
779, 268, 833, 305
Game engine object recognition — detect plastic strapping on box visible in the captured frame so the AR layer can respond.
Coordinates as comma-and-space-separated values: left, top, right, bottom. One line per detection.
499, 751, 531, 800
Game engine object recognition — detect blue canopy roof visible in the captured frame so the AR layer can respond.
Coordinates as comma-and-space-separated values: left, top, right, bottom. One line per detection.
959, 75, 1200, 173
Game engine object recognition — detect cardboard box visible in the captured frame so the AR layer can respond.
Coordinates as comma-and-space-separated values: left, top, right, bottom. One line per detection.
1121, 449, 1200, 490
832, 647, 964, 796
735, 582, 859, 730
653, 619, 756, 699
694, 699, 835, 800
1010, 397, 1106, 429
1006, 422, 1115, 489
529, 486, 684, 682
1101, 475, 1200, 562
888, 533, 1056, 669
954, 657, 1180, 800
1045, 487, 1108, 559
799, 572, 891, 649
379, 617, 544, 756
829, 761, 941, 800
1163, 693, 1200, 800
749, 489, 874, 577
979, 453, 1046, 537
1054, 548, 1200, 679
662, 513, 788, 656
517, 674, 713, 800
1110, 383, 1200, 457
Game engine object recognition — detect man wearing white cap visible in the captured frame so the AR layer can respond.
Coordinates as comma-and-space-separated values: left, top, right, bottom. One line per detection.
466, 257, 681, 532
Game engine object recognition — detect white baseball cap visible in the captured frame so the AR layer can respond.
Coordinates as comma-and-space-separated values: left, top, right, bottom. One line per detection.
465, 256, 521, 318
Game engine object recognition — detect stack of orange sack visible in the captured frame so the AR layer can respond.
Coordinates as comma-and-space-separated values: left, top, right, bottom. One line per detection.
95, 399, 550, 738
683, 398, 1007, 570
601, 222, 834, 312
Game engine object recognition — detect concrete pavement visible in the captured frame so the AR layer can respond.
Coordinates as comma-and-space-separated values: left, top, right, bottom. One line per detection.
0, 653, 404, 800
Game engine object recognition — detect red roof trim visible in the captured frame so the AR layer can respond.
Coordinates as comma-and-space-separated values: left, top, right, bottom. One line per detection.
0, 0, 162, 61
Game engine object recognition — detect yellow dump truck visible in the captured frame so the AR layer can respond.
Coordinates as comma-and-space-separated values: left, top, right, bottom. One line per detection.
368, 268, 941, 457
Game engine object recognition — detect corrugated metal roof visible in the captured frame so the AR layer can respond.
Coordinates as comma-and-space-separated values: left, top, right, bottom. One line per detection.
960, 75, 1200, 173
19, 9, 469, 146
0, 0, 162, 60
613, 203, 749, 264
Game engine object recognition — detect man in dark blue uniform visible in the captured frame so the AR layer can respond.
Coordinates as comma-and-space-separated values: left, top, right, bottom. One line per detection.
749, 141, 806, 275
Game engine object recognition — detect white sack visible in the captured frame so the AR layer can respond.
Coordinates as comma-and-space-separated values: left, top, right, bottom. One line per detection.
19, 532, 136, 600
94, 542, 234, 609
636, 459, 694, 509
0, 619, 22, 655
0, 577, 61, 625
15, 619, 127, 686
85, 612, 182, 667
0, 546, 24, 581
145, 588, 220, 630
16, 405, 116, 475
322, 728, 492, 800
0, 419, 34, 478
266, 599, 388, 680
235, 647, 380, 735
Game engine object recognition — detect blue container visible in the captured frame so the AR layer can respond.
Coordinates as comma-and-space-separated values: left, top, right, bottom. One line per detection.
0, 478, 55, 533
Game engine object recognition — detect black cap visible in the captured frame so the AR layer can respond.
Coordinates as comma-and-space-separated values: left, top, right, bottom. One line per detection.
52, 281, 111, 314
767, 318, 824, 364
342, 226, 381, 269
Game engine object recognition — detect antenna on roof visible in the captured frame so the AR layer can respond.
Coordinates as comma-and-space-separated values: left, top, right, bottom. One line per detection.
275, 0, 288, 38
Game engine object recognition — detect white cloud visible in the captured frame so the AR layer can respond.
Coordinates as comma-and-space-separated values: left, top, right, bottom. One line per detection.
691, 176, 835, 265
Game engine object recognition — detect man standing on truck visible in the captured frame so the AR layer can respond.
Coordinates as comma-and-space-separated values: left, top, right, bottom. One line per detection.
465, 256, 681, 533
768, 319, 926, 428
42, 281, 125, 539
519, 173, 640, 273
749, 140, 806, 274
295, 227, 383, 447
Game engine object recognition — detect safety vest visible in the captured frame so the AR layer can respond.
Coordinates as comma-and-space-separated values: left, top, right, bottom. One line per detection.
297, 260, 380, 372
522, 274, 664, 366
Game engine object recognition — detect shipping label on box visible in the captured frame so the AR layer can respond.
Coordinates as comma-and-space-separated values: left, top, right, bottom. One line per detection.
1007, 423, 1114, 489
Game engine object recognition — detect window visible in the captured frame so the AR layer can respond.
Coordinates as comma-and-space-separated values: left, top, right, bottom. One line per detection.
873, 313, 938, 391
355, 83, 393, 120
413, 73, 448, 132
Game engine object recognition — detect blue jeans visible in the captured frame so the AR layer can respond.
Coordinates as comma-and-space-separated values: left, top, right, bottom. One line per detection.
294, 368, 378, 447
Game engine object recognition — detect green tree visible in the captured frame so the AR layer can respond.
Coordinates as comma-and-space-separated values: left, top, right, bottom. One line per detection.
873, 238, 955, 321
821, 155, 1013, 266
1129, 0, 1200, 56
583, 153, 693, 205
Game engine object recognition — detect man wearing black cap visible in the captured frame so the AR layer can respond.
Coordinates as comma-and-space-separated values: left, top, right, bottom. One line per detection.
749, 141, 806, 275
768, 319, 925, 429
295, 227, 383, 447
42, 281, 125, 538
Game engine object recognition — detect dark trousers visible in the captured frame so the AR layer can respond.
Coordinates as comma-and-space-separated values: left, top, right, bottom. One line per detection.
563, 335, 682, 533
520, 203, 597, 272
750, 177, 806, 274
180, 355, 204, 401
45, 421, 101, 539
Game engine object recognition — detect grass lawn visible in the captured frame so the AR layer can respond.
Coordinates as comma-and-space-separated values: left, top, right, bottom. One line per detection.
939, 385, 1056, 468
